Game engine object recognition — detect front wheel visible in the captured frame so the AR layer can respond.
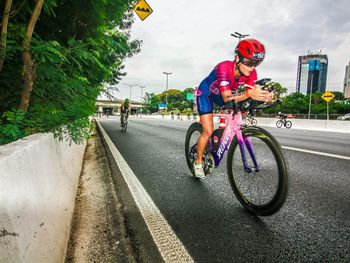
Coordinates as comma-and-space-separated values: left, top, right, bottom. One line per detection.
227, 126, 289, 216
285, 120, 292, 129
276, 120, 283, 128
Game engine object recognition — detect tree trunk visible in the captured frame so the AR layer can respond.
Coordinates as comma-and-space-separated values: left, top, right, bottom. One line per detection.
0, 0, 13, 72
18, 0, 45, 112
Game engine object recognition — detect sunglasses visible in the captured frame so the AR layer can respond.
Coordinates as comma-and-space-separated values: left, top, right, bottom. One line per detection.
240, 57, 262, 68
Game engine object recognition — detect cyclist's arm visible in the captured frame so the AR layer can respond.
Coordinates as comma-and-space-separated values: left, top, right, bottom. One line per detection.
221, 89, 250, 102
221, 85, 269, 103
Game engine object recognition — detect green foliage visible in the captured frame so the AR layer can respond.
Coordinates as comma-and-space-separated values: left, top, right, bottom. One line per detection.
0, 109, 29, 145
333, 91, 344, 100
144, 92, 161, 113
0, 0, 140, 145
143, 87, 195, 113
267, 82, 288, 98
263, 91, 350, 115
159, 89, 184, 104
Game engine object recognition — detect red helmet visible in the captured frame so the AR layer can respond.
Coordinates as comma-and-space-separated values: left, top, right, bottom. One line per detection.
235, 39, 265, 67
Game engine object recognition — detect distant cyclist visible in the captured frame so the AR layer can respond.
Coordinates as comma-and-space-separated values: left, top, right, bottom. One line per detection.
277, 111, 288, 120
120, 99, 130, 126
193, 39, 274, 179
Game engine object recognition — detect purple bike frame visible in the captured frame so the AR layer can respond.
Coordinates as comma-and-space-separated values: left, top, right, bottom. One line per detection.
210, 111, 259, 171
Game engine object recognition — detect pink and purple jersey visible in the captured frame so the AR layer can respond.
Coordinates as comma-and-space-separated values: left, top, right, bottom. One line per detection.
206, 61, 257, 95
196, 61, 258, 115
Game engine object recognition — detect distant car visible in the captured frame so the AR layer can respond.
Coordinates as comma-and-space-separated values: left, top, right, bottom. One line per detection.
337, 113, 350, 120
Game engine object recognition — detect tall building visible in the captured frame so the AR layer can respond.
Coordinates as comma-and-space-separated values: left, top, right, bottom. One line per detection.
296, 52, 328, 95
344, 62, 350, 98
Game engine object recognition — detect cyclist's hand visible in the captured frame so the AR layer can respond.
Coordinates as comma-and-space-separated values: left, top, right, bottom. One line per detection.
248, 86, 274, 102
265, 90, 275, 102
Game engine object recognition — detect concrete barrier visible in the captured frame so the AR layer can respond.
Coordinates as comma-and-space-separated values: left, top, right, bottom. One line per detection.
132, 114, 350, 133
0, 133, 86, 263
249, 117, 350, 133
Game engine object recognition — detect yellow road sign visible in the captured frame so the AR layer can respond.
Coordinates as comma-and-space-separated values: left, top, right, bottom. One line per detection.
321, 91, 335, 103
133, 0, 153, 21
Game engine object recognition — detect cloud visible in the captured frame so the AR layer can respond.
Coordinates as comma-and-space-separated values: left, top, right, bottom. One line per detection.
115, 0, 350, 100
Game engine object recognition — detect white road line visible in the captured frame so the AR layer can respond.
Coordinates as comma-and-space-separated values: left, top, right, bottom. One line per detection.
97, 121, 194, 263
282, 146, 350, 160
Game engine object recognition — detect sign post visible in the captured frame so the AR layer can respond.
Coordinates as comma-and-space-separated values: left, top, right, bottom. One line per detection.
321, 91, 335, 120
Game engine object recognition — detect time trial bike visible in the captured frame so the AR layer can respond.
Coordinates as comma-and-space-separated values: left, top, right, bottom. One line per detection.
276, 117, 292, 129
244, 109, 257, 126
185, 79, 289, 216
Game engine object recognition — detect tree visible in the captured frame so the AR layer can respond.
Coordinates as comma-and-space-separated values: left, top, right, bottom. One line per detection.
269, 82, 288, 98
144, 92, 161, 113
0, 0, 13, 72
160, 89, 184, 104
332, 91, 344, 100
19, 0, 45, 112
0, 0, 140, 145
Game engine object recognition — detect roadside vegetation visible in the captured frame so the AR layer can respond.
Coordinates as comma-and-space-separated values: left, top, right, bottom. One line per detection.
0, 0, 140, 145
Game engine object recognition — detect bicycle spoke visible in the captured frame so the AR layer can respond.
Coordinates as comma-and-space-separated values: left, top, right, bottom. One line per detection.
230, 135, 279, 206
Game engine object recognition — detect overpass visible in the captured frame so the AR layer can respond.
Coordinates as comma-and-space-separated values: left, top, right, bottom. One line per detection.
96, 99, 144, 115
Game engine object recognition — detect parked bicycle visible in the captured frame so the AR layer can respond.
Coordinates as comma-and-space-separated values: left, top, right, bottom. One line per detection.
185, 79, 289, 216
276, 112, 292, 129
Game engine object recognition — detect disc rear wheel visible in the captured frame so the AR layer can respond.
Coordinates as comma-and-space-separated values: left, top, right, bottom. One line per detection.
185, 122, 202, 176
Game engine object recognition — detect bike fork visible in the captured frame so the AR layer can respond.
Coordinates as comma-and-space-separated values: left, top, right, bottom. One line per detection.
238, 135, 259, 173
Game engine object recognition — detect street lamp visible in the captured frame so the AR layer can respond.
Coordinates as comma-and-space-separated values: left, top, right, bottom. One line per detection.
139, 85, 146, 103
123, 83, 138, 101
230, 32, 249, 42
163, 72, 172, 106
139, 85, 146, 114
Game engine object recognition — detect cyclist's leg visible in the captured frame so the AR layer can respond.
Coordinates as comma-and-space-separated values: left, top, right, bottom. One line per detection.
120, 112, 124, 125
195, 90, 217, 164
195, 113, 214, 164
193, 82, 214, 178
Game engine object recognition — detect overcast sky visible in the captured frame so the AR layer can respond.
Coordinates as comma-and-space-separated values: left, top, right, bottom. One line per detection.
114, 0, 350, 101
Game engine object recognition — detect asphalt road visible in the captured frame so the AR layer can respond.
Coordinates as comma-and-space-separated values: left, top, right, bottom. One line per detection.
99, 117, 350, 262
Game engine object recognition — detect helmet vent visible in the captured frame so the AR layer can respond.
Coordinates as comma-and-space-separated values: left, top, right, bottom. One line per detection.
246, 47, 251, 54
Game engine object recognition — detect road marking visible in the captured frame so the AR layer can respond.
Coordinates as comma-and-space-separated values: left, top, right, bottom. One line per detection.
97, 121, 194, 263
282, 146, 350, 160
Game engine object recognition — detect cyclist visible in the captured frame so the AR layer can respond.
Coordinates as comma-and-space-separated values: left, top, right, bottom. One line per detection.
277, 111, 288, 120
193, 39, 274, 179
120, 99, 130, 126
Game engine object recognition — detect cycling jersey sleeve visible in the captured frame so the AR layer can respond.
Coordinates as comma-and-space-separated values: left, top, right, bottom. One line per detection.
216, 62, 232, 93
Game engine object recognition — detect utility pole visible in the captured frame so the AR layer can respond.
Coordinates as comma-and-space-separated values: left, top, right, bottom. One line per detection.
139, 85, 146, 103
230, 32, 249, 42
162, 72, 172, 105
139, 85, 146, 113
123, 83, 138, 101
